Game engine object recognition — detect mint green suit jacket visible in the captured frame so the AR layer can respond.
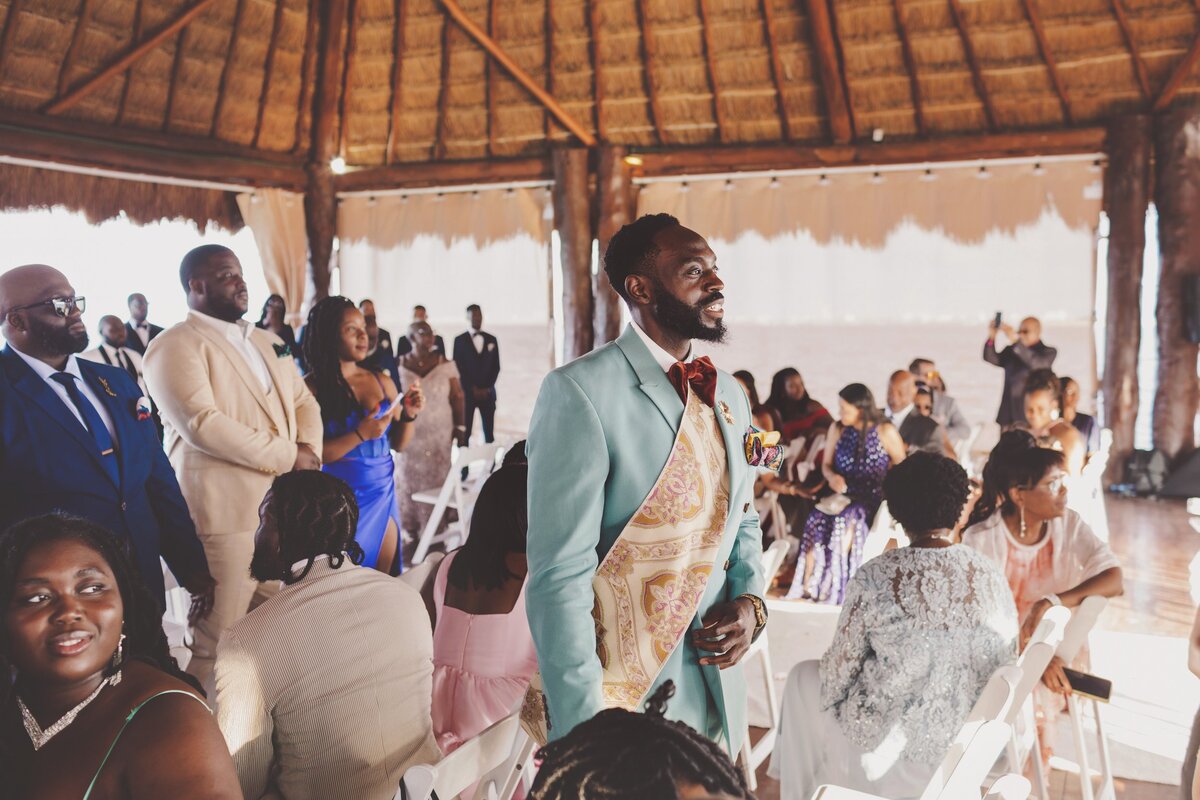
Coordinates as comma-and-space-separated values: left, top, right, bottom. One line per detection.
525, 324, 765, 749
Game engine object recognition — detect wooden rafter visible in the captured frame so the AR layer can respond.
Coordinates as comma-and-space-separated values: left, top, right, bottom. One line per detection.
309, 0, 349, 163
1109, 0, 1151, 100
436, 0, 598, 145
337, 0, 360, 159
0, 0, 28, 85
162, 27, 189, 131
57, 0, 93, 97
544, 0, 554, 139
948, 0, 997, 130
589, 0, 605, 140
116, 0, 144, 124
697, 0, 726, 142
292, 0, 320, 153
804, 0, 854, 143
486, 0, 497, 156
1153, 33, 1200, 111
384, 0, 408, 164
210, 0, 245, 137
634, 0, 667, 144
434, 16, 452, 159
1019, 0, 1072, 123
44, 0, 220, 115
253, 0, 289, 148
758, 0, 791, 140
891, 0, 924, 135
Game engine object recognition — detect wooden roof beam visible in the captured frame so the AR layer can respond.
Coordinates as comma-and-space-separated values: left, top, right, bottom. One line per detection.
948, 0, 997, 130
292, 0, 320, 153
697, 0, 727, 143
0, 0, 28, 86
336, 0, 360, 159
1020, 0, 1072, 124
487, 0, 498, 157
210, 0, 246, 137
891, 0, 924, 135
336, 156, 552, 192
44, 0, 221, 115
162, 27, 190, 131
544, 0, 555, 139
436, 0, 597, 146
1109, 0, 1151, 101
804, 0, 854, 144
759, 0, 792, 140
433, 16, 452, 160
589, 0, 605, 140
253, 0, 289, 149
1153, 32, 1200, 112
384, 0, 409, 164
310, 0, 350, 165
57, 0, 94, 97
116, 0, 145, 124
633, 0, 667, 144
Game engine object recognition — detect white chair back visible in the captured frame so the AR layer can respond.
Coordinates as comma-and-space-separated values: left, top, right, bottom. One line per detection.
1056, 596, 1115, 800
985, 773, 1033, 799
1057, 595, 1107, 664
1004, 604, 1070, 726
762, 539, 789, 585
410, 444, 506, 565
859, 502, 900, 564
929, 720, 1013, 800
397, 712, 528, 800
810, 786, 887, 799
956, 423, 984, 472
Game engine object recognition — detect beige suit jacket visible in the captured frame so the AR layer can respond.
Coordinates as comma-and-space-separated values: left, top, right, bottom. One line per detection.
143, 313, 322, 534
214, 559, 441, 800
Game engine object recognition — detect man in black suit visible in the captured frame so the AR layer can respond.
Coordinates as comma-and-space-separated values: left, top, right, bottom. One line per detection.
453, 304, 500, 444
886, 370, 953, 457
124, 292, 164, 356
983, 316, 1057, 426
396, 305, 445, 356
358, 298, 402, 391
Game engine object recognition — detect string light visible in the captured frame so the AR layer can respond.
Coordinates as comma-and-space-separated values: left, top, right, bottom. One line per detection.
770, 176, 782, 189
870, 172, 885, 185
1032, 162, 1046, 176
623, 155, 644, 167
817, 174, 831, 187
976, 165, 991, 180
1090, 159, 1103, 174
679, 181, 691, 193
920, 169, 937, 182
330, 156, 347, 175
723, 179, 735, 191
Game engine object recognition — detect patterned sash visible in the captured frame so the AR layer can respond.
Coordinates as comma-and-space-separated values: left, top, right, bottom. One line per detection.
522, 387, 731, 744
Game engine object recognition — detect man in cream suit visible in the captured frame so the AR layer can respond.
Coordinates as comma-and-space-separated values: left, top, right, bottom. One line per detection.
144, 244, 322, 690
526, 214, 767, 750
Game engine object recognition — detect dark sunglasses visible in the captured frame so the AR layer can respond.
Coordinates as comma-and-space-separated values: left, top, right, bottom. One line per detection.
8, 296, 86, 317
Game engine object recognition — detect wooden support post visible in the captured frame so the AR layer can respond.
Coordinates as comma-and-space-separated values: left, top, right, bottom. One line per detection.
553, 148, 594, 361
1101, 115, 1150, 485
596, 146, 632, 345
1152, 103, 1200, 463
304, 163, 336, 302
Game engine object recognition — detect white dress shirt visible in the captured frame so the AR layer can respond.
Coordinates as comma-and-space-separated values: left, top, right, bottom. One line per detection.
10, 346, 118, 441
631, 321, 693, 374
189, 310, 273, 394
130, 319, 151, 349
888, 403, 914, 430
79, 344, 148, 396
469, 329, 485, 354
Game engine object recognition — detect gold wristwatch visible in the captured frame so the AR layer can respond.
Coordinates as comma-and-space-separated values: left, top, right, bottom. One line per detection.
737, 593, 768, 642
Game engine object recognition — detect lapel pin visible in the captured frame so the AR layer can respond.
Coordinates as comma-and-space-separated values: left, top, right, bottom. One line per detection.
97, 377, 118, 398
718, 401, 734, 425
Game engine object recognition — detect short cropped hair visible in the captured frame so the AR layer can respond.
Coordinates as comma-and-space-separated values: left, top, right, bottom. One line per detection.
179, 244, 233, 292
603, 213, 679, 300
883, 452, 971, 534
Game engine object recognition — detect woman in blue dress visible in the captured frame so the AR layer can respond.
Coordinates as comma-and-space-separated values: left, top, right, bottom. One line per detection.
786, 383, 906, 604
302, 297, 424, 574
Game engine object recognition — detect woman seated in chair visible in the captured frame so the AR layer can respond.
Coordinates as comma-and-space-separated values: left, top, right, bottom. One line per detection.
1012, 369, 1086, 476
770, 453, 1018, 800
0, 514, 241, 799
964, 431, 1123, 762
431, 451, 537, 754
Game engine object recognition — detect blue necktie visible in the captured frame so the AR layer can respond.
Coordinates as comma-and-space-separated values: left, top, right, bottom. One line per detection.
50, 372, 120, 485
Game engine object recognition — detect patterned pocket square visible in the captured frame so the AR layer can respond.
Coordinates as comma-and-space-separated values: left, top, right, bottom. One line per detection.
744, 428, 784, 471
272, 343, 292, 358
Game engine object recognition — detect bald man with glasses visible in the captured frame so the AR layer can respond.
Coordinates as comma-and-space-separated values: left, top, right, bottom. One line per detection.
984, 316, 1057, 426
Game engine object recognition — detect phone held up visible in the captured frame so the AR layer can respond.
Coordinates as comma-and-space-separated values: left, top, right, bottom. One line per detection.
1061, 667, 1112, 703
993, 311, 1003, 329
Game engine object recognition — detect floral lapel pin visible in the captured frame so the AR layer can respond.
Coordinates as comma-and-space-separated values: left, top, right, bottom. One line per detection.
97, 376, 118, 398
134, 397, 152, 422
718, 400, 735, 425
272, 343, 292, 359
744, 428, 785, 471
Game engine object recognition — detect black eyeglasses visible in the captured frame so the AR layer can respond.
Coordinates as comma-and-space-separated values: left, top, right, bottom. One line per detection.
7, 296, 86, 317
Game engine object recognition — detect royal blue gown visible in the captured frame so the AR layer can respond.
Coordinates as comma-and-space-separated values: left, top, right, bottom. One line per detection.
321, 383, 402, 572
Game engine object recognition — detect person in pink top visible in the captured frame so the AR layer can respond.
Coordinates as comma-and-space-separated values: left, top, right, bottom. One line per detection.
432, 450, 537, 753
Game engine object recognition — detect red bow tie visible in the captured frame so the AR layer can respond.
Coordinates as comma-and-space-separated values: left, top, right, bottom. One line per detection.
667, 356, 718, 407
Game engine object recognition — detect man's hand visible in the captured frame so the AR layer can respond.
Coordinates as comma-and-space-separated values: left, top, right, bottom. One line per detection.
292, 443, 321, 472
691, 598, 757, 669
472, 387, 490, 402
1042, 655, 1071, 696
1000, 322, 1017, 341
451, 428, 468, 447
179, 570, 217, 627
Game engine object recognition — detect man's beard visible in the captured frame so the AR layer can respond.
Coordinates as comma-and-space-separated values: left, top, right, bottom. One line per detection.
32, 320, 88, 355
652, 280, 727, 344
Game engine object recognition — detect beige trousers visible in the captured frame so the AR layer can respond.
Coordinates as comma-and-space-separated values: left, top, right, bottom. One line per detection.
187, 529, 278, 695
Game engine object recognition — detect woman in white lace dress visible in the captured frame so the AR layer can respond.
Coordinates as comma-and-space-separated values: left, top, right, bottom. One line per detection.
397, 321, 466, 538
770, 452, 1018, 800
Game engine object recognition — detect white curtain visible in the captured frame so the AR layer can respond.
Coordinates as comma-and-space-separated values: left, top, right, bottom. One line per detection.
235, 189, 309, 327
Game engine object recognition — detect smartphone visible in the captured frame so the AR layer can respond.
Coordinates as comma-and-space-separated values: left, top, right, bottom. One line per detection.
993, 311, 1003, 329
1062, 667, 1112, 703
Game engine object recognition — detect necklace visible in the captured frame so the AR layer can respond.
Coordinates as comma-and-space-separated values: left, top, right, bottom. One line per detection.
18, 670, 122, 751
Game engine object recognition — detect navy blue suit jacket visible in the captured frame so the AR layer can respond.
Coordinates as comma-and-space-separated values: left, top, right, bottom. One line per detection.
453, 331, 500, 395
0, 345, 207, 605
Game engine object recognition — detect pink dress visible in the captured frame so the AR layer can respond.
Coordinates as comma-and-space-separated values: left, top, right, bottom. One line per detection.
432, 551, 538, 753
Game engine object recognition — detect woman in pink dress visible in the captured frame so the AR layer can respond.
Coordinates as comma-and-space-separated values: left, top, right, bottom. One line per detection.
431, 453, 537, 753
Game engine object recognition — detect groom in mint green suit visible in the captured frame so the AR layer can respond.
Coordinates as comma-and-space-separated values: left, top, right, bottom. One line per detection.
526, 214, 767, 751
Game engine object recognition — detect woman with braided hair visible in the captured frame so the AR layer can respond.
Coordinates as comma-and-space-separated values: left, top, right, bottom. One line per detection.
530, 680, 753, 800
0, 513, 241, 798
303, 295, 426, 574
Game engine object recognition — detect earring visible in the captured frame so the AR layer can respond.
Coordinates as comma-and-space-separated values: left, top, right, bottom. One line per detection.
112, 633, 127, 671
1019, 506, 1027, 538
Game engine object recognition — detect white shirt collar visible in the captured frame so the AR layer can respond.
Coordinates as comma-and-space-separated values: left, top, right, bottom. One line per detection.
889, 403, 914, 428
10, 344, 83, 382
288, 553, 336, 577
470, 329, 482, 337
631, 322, 692, 374
189, 309, 254, 341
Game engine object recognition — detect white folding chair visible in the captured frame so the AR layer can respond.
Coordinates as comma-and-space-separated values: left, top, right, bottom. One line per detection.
737, 539, 790, 789
1054, 596, 1114, 800
956, 423, 984, 474
410, 444, 506, 565
161, 558, 191, 650
799, 433, 827, 482
809, 787, 887, 799
860, 502, 905, 564
397, 712, 531, 800
985, 773, 1033, 799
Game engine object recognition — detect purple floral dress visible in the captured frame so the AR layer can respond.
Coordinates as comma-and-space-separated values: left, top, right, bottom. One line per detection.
787, 425, 890, 604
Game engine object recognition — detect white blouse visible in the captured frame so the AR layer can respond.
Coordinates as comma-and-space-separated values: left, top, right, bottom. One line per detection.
819, 545, 1018, 765
962, 509, 1120, 621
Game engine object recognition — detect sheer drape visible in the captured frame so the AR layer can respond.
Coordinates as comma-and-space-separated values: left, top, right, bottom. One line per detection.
235, 189, 309, 327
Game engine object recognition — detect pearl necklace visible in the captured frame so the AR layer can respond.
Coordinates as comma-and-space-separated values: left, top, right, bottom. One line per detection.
18, 670, 122, 751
